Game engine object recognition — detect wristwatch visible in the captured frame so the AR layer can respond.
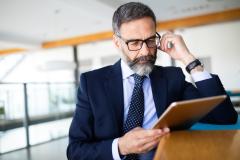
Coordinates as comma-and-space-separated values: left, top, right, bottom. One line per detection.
185, 59, 203, 73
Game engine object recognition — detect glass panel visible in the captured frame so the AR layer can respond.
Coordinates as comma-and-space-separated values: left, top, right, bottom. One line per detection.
27, 83, 75, 145
0, 84, 26, 154
2, 47, 74, 83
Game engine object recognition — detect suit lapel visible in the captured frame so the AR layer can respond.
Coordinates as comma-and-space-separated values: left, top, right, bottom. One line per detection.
104, 60, 124, 135
150, 67, 168, 117
103, 62, 168, 134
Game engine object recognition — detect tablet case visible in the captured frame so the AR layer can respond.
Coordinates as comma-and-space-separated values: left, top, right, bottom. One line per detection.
152, 95, 227, 130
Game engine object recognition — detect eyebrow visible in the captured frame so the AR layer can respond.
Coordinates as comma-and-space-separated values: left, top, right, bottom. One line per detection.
125, 34, 156, 43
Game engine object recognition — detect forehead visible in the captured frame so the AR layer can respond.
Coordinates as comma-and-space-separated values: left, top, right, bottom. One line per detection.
119, 17, 156, 39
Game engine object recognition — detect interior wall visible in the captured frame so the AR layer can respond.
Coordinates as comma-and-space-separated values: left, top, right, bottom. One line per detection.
77, 21, 240, 90
1, 21, 239, 90
175, 20, 240, 90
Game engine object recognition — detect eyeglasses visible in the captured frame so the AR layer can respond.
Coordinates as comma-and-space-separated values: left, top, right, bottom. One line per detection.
117, 32, 161, 51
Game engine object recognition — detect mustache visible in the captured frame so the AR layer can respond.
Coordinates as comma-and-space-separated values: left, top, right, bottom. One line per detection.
129, 55, 156, 67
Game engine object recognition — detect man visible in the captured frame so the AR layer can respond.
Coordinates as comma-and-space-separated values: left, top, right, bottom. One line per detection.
67, 2, 237, 160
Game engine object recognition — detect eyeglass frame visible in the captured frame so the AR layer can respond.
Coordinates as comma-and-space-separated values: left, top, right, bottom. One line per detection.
116, 32, 161, 51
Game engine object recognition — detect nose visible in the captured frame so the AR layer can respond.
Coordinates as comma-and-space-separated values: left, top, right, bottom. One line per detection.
140, 42, 150, 56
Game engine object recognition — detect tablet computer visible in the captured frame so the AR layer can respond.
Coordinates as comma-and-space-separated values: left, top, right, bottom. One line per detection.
152, 95, 227, 130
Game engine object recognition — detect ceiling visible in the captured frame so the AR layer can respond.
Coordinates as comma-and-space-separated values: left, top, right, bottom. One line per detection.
0, 0, 240, 51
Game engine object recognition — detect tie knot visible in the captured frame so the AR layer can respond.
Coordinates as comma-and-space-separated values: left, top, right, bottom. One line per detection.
133, 74, 145, 85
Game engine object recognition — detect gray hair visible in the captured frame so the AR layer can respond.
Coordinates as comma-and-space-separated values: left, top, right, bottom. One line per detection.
112, 2, 156, 35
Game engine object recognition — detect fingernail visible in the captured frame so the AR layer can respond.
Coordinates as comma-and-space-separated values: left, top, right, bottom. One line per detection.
164, 128, 170, 132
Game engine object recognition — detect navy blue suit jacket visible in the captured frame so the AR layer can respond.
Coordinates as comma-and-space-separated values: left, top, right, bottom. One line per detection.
67, 60, 237, 160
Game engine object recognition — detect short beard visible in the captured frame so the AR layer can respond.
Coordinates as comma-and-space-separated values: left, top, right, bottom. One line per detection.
121, 52, 157, 76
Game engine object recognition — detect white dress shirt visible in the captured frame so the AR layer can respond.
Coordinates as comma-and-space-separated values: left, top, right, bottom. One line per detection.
112, 60, 212, 160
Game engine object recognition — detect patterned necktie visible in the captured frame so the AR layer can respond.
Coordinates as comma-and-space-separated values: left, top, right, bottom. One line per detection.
123, 74, 145, 160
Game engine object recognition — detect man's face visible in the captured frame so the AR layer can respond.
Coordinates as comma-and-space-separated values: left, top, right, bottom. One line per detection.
114, 17, 157, 75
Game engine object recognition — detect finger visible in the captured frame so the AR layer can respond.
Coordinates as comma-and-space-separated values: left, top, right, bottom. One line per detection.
166, 30, 174, 34
131, 130, 167, 154
128, 135, 156, 153
160, 37, 169, 51
141, 129, 164, 138
131, 130, 159, 143
128, 128, 152, 139
160, 34, 169, 51
163, 127, 170, 133
160, 34, 175, 51
137, 130, 166, 143
129, 127, 146, 138
137, 133, 161, 145
160, 33, 169, 51
133, 127, 169, 140
139, 138, 160, 153
163, 34, 175, 49
159, 37, 165, 51
132, 127, 143, 131
141, 133, 164, 151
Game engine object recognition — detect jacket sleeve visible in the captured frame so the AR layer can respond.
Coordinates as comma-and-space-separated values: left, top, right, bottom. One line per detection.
195, 75, 238, 124
67, 74, 114, 160
180, 71, 238, 124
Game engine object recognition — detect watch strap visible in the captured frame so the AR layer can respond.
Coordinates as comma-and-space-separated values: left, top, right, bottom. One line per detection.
185, 59, 202, 73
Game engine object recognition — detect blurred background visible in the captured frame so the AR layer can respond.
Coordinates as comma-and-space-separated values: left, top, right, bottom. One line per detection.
0, 0, 240, 160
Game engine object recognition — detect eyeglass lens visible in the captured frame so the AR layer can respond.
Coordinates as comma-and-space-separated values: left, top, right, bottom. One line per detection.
127, 34, 160, 51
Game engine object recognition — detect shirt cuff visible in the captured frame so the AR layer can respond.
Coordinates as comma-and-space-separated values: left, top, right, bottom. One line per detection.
112, 138, 121, 160
191, 70, 212, 82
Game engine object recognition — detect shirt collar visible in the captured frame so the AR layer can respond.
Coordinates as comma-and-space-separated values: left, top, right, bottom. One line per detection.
120, 59, 150, 80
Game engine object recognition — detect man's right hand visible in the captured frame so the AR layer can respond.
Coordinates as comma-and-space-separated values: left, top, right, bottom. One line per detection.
118, 127, 170, 155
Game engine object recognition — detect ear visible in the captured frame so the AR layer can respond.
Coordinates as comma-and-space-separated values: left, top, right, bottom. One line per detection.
113, 34, 121, 49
